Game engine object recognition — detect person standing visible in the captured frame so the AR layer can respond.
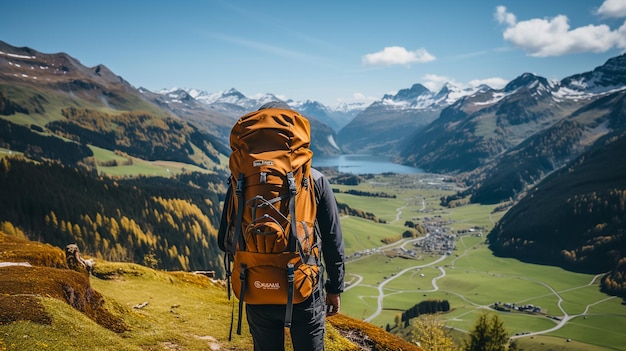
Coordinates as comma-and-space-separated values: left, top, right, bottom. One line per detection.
219, 101, 345, 351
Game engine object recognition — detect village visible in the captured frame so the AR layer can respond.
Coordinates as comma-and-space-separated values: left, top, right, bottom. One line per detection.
397, 216, 486, 258
347, 214, 487, 261
493, 301, 544, 314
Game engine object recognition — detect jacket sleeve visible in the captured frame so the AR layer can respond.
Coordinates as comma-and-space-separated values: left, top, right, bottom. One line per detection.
313, 169, 345, 294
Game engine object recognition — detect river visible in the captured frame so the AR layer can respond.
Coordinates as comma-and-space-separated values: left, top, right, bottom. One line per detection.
312, 154, 423, 175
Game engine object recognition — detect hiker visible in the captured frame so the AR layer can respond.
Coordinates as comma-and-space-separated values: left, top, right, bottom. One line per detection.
218, 101, 345, 351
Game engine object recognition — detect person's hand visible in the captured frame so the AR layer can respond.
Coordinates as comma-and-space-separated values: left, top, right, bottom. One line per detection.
325, 293, 340, 316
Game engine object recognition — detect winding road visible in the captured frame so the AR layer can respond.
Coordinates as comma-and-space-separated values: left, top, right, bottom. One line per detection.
345, 198, 618, 340
350, 244, 615, 338
343, 184, 621, 344
363, 255, 447, 322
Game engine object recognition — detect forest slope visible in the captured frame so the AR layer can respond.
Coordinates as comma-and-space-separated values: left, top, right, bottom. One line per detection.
487, 130, 626, 298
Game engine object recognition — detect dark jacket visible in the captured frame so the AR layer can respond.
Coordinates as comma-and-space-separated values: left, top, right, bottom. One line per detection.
312, 168, 345, 294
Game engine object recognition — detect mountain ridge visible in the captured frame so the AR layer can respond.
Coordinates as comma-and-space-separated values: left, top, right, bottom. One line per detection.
337, 82, 483, 154
400, 54, 626, 176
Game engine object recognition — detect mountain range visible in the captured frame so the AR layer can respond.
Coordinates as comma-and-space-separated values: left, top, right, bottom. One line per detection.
1, 39, 626, 300
401, 54, 626, 200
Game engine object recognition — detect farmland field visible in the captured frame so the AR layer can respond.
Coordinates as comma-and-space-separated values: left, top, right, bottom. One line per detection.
338, 173, 626, 350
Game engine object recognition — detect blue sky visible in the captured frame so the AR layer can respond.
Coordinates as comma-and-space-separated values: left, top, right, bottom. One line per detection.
2, 0, 626, 106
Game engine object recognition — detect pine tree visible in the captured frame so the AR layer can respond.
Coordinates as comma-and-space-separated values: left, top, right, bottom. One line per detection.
463, 313, 490, 351
463, 312, 508, 351
489, 312, 508, 350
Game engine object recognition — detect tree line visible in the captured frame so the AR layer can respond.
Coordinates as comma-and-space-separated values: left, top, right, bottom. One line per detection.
400, 299, 451, 324
0, 118, 93, 165
335, 202, 386, 223
333, 188, 397, 198
0, 157, 229, 276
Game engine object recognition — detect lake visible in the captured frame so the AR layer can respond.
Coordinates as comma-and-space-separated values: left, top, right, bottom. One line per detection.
312, 154, 423, 175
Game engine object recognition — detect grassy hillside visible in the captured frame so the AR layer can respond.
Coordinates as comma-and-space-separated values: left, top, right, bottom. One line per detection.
0, 232, 423, 351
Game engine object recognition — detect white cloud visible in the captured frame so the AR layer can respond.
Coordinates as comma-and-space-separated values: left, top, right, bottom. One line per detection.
468, 77, 509, 89
495, 5, 516, 26
422, 74, 509, 91
422, 74, 454, 91
495, 5, 626, 57
334, 92, 377, 106
352, 92, 371, 101
597, 0, 626, 18
617, 22, 626, 48
362, 46, 435, 66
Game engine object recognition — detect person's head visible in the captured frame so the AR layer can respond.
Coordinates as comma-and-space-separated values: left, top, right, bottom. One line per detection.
257, 101, 291, 111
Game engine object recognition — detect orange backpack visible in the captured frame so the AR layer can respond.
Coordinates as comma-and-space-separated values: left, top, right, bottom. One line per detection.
218, 107, 321, 337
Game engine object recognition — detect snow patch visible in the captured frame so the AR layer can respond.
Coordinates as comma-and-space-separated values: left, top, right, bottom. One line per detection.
327, 135, 340, 150
473, 92, 511, 106
0, 51, 36, 59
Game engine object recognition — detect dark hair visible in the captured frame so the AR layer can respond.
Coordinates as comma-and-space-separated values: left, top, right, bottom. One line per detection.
257, 101, 292, 110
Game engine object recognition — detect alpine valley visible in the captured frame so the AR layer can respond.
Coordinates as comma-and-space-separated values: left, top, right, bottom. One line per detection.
1, 38, 626, 348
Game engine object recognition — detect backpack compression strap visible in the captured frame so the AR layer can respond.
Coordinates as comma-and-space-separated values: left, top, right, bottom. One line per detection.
284, 263, 295, 327
236, 263, 247, 336
231, 173, 246, 255
228, 263, 247, 340
287, 172, 298, 252
282, 172, 297, 327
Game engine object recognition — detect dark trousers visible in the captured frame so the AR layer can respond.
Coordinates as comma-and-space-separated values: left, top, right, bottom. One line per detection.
246, 293, 325, 351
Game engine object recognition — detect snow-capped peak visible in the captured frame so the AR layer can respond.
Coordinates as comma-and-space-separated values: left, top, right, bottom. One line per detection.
375, 82, 482, 110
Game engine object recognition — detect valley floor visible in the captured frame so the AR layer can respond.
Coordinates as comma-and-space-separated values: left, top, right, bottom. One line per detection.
335, 173, 626, 351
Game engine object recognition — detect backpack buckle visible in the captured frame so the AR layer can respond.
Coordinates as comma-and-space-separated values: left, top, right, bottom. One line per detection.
236, 173, 245, 195
287, 172, 297, 195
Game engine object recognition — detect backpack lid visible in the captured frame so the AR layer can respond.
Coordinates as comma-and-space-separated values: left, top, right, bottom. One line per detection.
229, 107, 312, 165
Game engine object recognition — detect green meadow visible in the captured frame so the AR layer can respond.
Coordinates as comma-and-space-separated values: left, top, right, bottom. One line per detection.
89, 145, 216, 177
339, 173, 626, 350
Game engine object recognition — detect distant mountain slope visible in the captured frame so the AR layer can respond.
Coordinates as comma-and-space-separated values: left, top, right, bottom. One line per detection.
156, 87, 344, 155
140, 87, 235, 141
471, 89, 626, 204
180, 87, 366, 133
487, 130, 626, 297
399, 74, 586, 174
0, 40, 229, 169
289, 99, 361, 132
338, 83, 479, 155
401, 54, 626, 206
0, 40, 166, 120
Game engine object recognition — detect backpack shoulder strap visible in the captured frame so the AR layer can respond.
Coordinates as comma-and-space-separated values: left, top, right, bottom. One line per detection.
231, 173, 246, 254
287, 172, 298, 252
217, 180, 233, 252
